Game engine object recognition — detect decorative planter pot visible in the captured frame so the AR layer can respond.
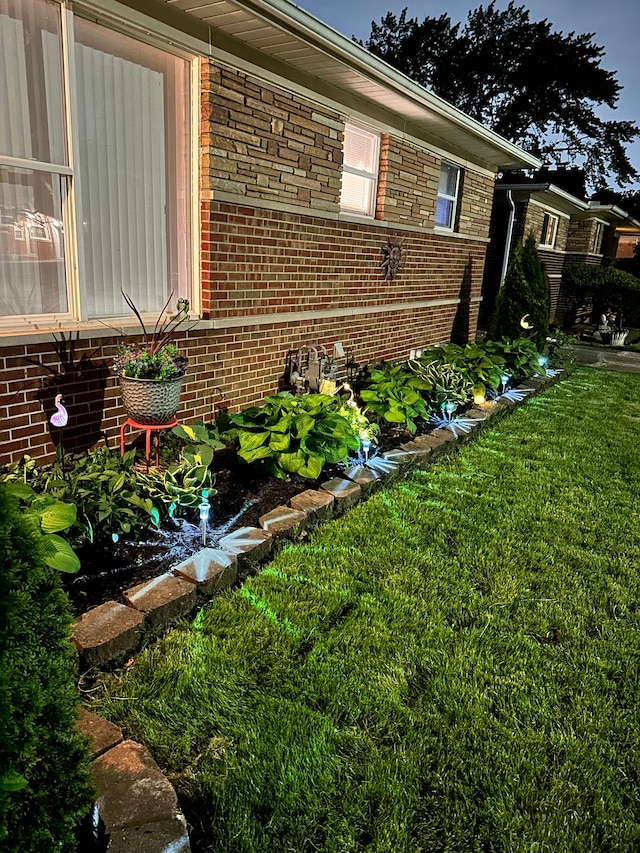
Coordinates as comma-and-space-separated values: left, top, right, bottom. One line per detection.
119, 375, 184, 424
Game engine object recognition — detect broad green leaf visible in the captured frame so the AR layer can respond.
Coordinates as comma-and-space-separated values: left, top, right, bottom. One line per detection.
40, 534, 81, 573
3, 482, 34, 500
0, 770, 27, 792
39, 501, 77, 533
293, 414, 315, 438
112, 472, 126, 492
238, 431, 270, 451
238, 445, 274, 463
268, 416, 293, 434
298, 454, 323, 479
269, 432, 291, 452
277, 449, 306, 474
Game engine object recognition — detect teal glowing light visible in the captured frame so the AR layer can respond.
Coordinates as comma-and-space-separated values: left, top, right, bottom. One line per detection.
199, 491, 211, 546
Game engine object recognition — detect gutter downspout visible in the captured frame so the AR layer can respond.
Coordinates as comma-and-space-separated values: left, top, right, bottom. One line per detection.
500, 190, 516, 288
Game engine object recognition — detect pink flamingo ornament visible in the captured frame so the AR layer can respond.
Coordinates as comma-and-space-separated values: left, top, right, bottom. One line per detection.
50, 394, 68, 428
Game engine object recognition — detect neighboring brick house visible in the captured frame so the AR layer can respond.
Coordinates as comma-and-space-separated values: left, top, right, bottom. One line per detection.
480, 170, 640, 326
0, 0, 539, 464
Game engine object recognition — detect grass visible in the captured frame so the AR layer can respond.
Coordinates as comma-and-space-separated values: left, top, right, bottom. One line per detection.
93, 369, 640, 852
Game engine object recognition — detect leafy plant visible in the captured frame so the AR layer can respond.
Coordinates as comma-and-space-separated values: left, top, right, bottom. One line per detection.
359, 363, 432, 433
112, 290, 189, 379
137, 444, 216, 515
9, 447, 159, 543
172, 420, 227, 455
484, 337, 543, 380
562, 263, 640, 327
0, 483, 80, 573
337, 398, 380, 448
408, 355, 472, 410
0, 486, 93, 851
225, 393, 359, 479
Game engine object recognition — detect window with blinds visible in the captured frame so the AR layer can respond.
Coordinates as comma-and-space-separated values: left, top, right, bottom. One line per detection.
0, 0, 192, 326
340, 124, 380, 217
435, 162, 460, 230
540, 212, 559, 248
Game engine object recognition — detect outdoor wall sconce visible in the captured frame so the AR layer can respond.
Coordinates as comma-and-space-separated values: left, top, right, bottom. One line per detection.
345, 348, 360, 383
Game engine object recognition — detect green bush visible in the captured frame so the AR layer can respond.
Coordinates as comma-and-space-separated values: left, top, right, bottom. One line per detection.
224, 392, 359, 479
0, 485, 93, 851
489, 233, 549, 348
562, 263, 640, 326
359, 362, 432, 433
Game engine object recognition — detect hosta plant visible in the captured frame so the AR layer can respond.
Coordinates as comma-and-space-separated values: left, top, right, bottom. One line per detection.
224, 392, 359, 479
408, 354, 474, 410
419, 342, 507, 393
0, 483, 79, 573
5, 447, 158, 543
484, 337, 543, 380
137, 444, 216, 515
359, 363, 432, 433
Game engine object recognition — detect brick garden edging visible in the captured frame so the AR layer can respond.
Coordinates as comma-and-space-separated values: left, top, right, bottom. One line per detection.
76, 373, 561, 852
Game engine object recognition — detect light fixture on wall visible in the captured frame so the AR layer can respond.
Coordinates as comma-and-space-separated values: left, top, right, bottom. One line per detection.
345, 348, 359, 383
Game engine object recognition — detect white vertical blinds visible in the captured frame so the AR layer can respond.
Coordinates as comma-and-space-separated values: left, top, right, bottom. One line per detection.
74, 39, 167, 317
0, 0, 192, 326
0, 14, 31, 159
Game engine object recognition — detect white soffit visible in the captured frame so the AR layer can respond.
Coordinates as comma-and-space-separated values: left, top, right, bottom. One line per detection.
159, 0, 540, 171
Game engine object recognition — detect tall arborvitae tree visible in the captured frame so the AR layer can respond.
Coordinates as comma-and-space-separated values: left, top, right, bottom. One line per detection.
489, 233, 549, 349
363, 3, 639, 189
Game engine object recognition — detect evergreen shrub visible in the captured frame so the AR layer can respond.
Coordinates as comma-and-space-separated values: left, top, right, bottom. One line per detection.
562, 263, 640, 326
0, 486, 93, 852
489, 233, 549, 348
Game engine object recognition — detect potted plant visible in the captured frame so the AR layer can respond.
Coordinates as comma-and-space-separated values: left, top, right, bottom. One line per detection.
112, 292, 190, 424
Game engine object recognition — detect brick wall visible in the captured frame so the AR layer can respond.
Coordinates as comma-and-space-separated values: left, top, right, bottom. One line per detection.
1, 58, 494, 465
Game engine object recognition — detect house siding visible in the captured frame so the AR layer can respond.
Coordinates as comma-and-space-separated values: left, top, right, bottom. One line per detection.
0, 57, 494, 466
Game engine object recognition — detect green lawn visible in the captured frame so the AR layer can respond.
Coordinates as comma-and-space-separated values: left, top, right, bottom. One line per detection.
94, 369, 640, 852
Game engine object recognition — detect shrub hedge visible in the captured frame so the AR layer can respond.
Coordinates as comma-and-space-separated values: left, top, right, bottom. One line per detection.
562, 263, 640, 326
0, 486, 93, 852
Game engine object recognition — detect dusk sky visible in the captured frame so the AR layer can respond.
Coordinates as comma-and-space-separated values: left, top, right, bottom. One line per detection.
295, 0, 640, 191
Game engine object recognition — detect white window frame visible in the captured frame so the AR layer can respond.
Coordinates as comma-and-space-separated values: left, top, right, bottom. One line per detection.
339, 123, 380, 218
435, 162, 461, 231
540, 212, 559, 249
0, 1, 197, 333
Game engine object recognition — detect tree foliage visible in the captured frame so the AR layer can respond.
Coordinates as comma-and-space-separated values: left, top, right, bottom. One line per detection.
363, 3, 639, 189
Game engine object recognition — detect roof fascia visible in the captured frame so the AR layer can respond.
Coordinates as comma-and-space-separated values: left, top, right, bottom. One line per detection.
496, 183, 589, 215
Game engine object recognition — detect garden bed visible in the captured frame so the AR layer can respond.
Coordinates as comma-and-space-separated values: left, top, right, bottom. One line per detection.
91, 368, 640, 853
62, 422, 418, 616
